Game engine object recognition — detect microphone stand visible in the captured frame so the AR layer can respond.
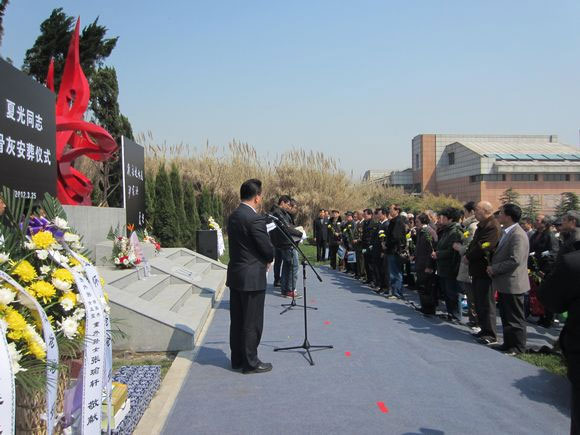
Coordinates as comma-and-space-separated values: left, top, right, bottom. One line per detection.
268, 215, 333, 366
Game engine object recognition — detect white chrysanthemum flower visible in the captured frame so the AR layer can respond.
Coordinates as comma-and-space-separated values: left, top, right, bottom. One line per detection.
60, 298, 74, 312
0, 287, 16, 305
71, 242, 83, 250
36, 249, 49, 260
0, 252, 9, 264
58, 317, 79, 339
7, 342, 26, 374
122, 258, 129, 266
40, 265, 51, 276
72, 308, 85, 321
52, 278, 72, 292
0, 317, 7, 331
24, 241, 36, 250
53, 243, 64, 251
100, 296, 111, 314
49, 250, 66, 265
114, 257, 120, 265
63, 232, 80, 243
54, 217, 69, 230
72, 265, 83, 273
25, 325, 46, 350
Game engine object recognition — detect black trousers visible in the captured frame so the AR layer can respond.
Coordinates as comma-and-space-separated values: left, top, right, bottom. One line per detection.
417, 271, 437, 314
373, 253, 389, 290
572, 381, 580, 435
329, 244, 339, 269
498, 292, 526, 352
355, 248, 364, 278
316, 241, 327, 261
473, 276, 497, 340
229, 289, 266, 370
273, 248, 282, 282
364, 250, 374, 282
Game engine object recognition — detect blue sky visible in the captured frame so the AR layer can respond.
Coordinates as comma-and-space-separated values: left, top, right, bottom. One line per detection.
3, 1, 580, 178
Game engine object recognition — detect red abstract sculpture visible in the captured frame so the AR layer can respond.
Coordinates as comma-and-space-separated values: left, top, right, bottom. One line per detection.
46, 18, 118, 205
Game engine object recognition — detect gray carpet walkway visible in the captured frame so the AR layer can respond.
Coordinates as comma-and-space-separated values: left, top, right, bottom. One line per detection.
163, 267, 570, 435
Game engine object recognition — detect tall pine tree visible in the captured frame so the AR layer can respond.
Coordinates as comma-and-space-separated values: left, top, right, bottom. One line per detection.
153, 163, 178, 247
145, 173, 155, 230
199, 187, 213, 227
183, 182, 200, 250
169, 163, 186, 245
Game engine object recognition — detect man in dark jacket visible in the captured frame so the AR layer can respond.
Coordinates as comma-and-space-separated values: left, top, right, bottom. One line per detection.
415, 213, 438, 314
327, 210, 342, 270
313, 209, 328, 261
227, 179, 274, 374
538, 241, 580, 434
372, 208, 390, 293
270, 195, 304, 298
465, 201, 501, 344
432, 207, 463, 321
530, 214, 560, 327
386, 204, 407, 299
361, 209, 377, 285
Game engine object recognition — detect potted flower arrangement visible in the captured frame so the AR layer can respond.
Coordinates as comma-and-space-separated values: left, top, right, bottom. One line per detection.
0, 187, 110, 433
108, 227, 140, 269
141, 230, 161, 254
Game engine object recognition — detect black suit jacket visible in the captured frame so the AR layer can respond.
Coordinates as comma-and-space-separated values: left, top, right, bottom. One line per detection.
226, 204, 274, 292
313, 218, 329, 243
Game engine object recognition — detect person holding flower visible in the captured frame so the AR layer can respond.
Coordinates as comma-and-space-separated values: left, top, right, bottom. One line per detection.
453, 201, 479, 329
431, 207, 463, 322
465, 201, 501, 345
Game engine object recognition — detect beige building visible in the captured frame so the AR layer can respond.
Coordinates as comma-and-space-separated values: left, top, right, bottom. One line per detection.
412, 134, 580, 213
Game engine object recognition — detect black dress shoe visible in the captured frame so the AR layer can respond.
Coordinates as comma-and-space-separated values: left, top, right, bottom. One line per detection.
243, 362, 272, 374
273, 280, 281, 287
232, 363, 243, 370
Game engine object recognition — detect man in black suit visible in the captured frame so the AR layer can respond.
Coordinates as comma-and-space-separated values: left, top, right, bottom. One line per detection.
313, 209, 328, 261
226, 179, 274, 374
538, 240, 580, 434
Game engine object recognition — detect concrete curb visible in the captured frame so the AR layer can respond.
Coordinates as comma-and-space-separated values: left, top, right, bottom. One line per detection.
133, 282, 227, 435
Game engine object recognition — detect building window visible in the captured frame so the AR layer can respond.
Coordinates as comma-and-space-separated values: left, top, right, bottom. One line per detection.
448, 152, 455, 166
512, 174, 538, 182
576, 174, 580, 181
470, 174, 506, 182
544, 174, 570, 182
415, 154, 420, 169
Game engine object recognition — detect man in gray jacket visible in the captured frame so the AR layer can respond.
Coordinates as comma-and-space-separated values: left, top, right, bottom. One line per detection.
486, 203, 530, 354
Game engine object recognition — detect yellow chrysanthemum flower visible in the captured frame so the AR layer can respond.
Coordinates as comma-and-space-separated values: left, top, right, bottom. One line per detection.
29, 281, 56, 303
77, 322, 85, 337
463, 231, 470, 238
31, 230, 56, 250
5, 306, 27, 331
103, 292, 109, 303
28, 340, 46, 360
405, 233, 411, 239
99, 277, 106, 288
68, 256, 81, 267
60, 292, 77, 306
52, 268, 74, 284
481, 242, 491, 249
12, 260, 37, 283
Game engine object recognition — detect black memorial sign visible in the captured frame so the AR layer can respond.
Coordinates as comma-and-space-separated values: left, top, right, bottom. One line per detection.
0, 58, 57, 199
122, 136, 145, 234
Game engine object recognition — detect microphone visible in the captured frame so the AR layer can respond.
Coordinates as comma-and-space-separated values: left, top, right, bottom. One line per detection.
265, 213, 282, 223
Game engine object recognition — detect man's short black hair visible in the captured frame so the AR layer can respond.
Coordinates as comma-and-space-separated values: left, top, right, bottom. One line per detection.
390, 204, 402, 213
521, 217, 533, 225
240, 179, 262, 201
417, 213, 430, 225
464, 201, 476, 213
502, 203, 522, 223
363, 208, 373, 215
278, 195, 292, 205
440, 207, 462, 222
332, 209, 339, 214
380, 207, 389, 216
564, 211, 580, 227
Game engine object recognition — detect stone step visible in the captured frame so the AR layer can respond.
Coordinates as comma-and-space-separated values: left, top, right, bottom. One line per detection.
118, 273, 171, 299
149, 283, 193, 312
171, 255, 196, 267
177, 292, 215, 330
193, 269, 226, 293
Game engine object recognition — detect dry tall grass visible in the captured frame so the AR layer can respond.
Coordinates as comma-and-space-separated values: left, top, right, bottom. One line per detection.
141, 133, 461, 228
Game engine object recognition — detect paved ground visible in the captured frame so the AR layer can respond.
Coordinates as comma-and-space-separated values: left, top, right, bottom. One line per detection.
163, 267, 570, 435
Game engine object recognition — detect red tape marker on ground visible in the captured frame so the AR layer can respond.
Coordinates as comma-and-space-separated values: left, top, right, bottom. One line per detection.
344, 351, 351, 357
324, 321, 331, 325
376, 402, 389, 413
